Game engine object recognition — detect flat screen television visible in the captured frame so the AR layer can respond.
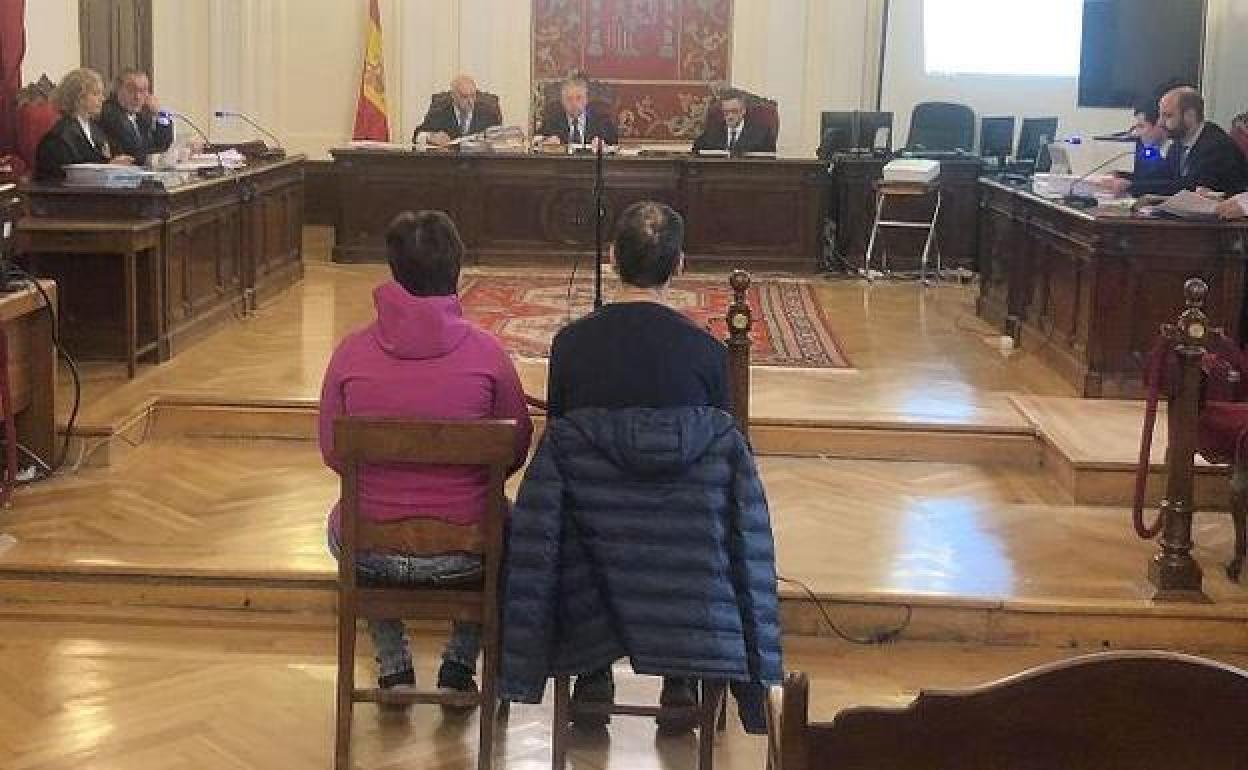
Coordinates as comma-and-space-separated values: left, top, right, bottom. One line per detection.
1078, 0, 1205, 109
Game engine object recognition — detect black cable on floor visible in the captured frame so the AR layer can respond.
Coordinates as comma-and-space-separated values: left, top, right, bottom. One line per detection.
12, 266, 81, 473
777, 575, 912, 645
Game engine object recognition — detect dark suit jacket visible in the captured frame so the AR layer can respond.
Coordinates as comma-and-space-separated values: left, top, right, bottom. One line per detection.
692, 119, 776, 155
412, 97, 502, 142
540, 104, 618, 146
35, 115, 111, 181
1131, 122, 1248, 196
98, 96, 174, 166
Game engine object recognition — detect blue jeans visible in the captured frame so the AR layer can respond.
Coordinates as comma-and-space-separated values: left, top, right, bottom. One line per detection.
328, 528, 482, 679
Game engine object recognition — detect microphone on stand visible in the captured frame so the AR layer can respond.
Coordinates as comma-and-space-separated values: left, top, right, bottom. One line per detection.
213, 110, 287, 158
592, 139, 607, 310
166, 111, 228, 177
1062, 149, 1139, 209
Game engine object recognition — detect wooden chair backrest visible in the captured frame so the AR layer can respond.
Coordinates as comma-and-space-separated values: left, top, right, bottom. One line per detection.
776, 652, 1248, 770
333, 418, 517, 591
15, 75, 58, 174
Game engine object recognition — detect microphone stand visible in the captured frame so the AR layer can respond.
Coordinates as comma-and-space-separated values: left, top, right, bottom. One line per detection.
214, 110, 287, 158
593, 140, 606, 310
1062, 149, 1137, 209
168, 111, 228, 177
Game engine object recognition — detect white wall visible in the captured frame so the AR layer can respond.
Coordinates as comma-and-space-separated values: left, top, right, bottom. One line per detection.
1205, 0, 1248, 126
23, 0, 78, 84
23, 0, 1247, 160
149, 0, 880, 159
881, 0, 1131, 149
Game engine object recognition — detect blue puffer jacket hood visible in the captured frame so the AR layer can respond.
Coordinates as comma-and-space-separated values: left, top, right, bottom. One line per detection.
561, 407, 736, 478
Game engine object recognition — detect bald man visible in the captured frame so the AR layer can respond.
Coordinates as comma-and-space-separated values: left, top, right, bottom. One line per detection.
412, 75, 502, 146
1125, 87, 1248, 197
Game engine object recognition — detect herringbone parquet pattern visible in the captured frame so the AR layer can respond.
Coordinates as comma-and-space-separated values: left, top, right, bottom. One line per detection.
6, 437, 1246, 604
11, 619, 1243, 770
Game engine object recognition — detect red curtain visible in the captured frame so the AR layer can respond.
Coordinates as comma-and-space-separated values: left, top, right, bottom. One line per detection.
0, 0, 24, 157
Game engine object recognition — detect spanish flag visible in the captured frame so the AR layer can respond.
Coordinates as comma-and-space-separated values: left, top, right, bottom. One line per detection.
352, 0, 389, 141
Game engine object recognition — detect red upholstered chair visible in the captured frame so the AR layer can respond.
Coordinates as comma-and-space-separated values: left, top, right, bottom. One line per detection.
15, 75, 58, 178
701, 85, 779, 147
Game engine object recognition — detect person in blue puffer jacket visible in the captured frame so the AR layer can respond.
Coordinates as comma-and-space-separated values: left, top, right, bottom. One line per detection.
501, 200, 782, 734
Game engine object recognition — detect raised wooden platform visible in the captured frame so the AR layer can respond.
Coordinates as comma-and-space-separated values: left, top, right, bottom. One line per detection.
7, 249, 1244, 657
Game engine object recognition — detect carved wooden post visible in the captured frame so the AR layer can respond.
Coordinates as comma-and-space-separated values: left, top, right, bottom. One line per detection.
725, 270, 753, 438
1149, 278, 1209, 599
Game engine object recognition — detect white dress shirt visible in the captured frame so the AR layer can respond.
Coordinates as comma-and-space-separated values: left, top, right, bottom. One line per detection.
567, 113, 585, 144
77, 115, 97, 149
726, 119, 746, 151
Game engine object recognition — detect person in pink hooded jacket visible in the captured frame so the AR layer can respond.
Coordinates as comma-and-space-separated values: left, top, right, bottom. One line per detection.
319, 210, 533, 699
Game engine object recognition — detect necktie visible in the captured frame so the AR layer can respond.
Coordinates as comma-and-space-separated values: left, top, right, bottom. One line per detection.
571, 117, 583, 145
459, 110, 470, 135
728, 127, 739, 152
1170, 142, 1187, 177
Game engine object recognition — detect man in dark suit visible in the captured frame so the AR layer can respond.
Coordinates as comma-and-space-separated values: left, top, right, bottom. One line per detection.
1120, 87, 1248, 197
537, 74, 618, 147
98, 68, 174, 167
412, 74, 502, 147
692, 89, 776, 156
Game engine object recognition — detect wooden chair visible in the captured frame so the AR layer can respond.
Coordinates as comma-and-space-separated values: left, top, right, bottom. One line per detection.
543, 270, 755, 770
14, 75, 57, 178
333, 417, 518, 770
769, 651, 1248, 770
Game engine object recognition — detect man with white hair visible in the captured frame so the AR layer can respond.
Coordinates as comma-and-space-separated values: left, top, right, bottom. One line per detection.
537, 73, 619, 147
412, 74, 502, 147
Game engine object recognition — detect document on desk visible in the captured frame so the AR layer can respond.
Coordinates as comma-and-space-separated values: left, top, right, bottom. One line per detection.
1158, 190, 1222, 221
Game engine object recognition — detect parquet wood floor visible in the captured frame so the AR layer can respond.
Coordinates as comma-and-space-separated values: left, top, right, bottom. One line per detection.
58, 228, 1069, 437
5, 619, 1244, 770
5, 437, 1245, 609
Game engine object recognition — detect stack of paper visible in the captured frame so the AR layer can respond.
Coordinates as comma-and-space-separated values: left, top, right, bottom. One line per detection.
1158, 190, 1221, 221
63, 163, 145, 188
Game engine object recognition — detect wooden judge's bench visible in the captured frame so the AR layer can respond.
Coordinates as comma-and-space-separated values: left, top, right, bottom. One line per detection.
329, 148, 830, 270
18, 157, 305, 375
977, 178, 1248, 398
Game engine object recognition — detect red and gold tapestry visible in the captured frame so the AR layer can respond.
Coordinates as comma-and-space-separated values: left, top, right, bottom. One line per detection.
532, 0, 733, 142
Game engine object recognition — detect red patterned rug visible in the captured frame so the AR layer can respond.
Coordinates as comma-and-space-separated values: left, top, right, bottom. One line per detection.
458, 272, 851, 369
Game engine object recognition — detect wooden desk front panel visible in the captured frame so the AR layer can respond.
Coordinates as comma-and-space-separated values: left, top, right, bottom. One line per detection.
331, 151, 827, 269
246, 168, 305, 300
21, 158, 305, 363
682, 160, 823, 263
976, 179, 1248, 397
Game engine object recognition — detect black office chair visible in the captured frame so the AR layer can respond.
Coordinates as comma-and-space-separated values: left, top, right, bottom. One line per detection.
906, 102, 975, 153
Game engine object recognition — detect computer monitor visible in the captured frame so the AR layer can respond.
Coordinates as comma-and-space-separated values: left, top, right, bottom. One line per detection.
1017, 117, 1059, 161
980, 116, 1016, 159
818, 111, 894, 159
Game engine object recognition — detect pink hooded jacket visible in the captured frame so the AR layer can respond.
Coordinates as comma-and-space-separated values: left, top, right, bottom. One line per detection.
320, 281, 534, 531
